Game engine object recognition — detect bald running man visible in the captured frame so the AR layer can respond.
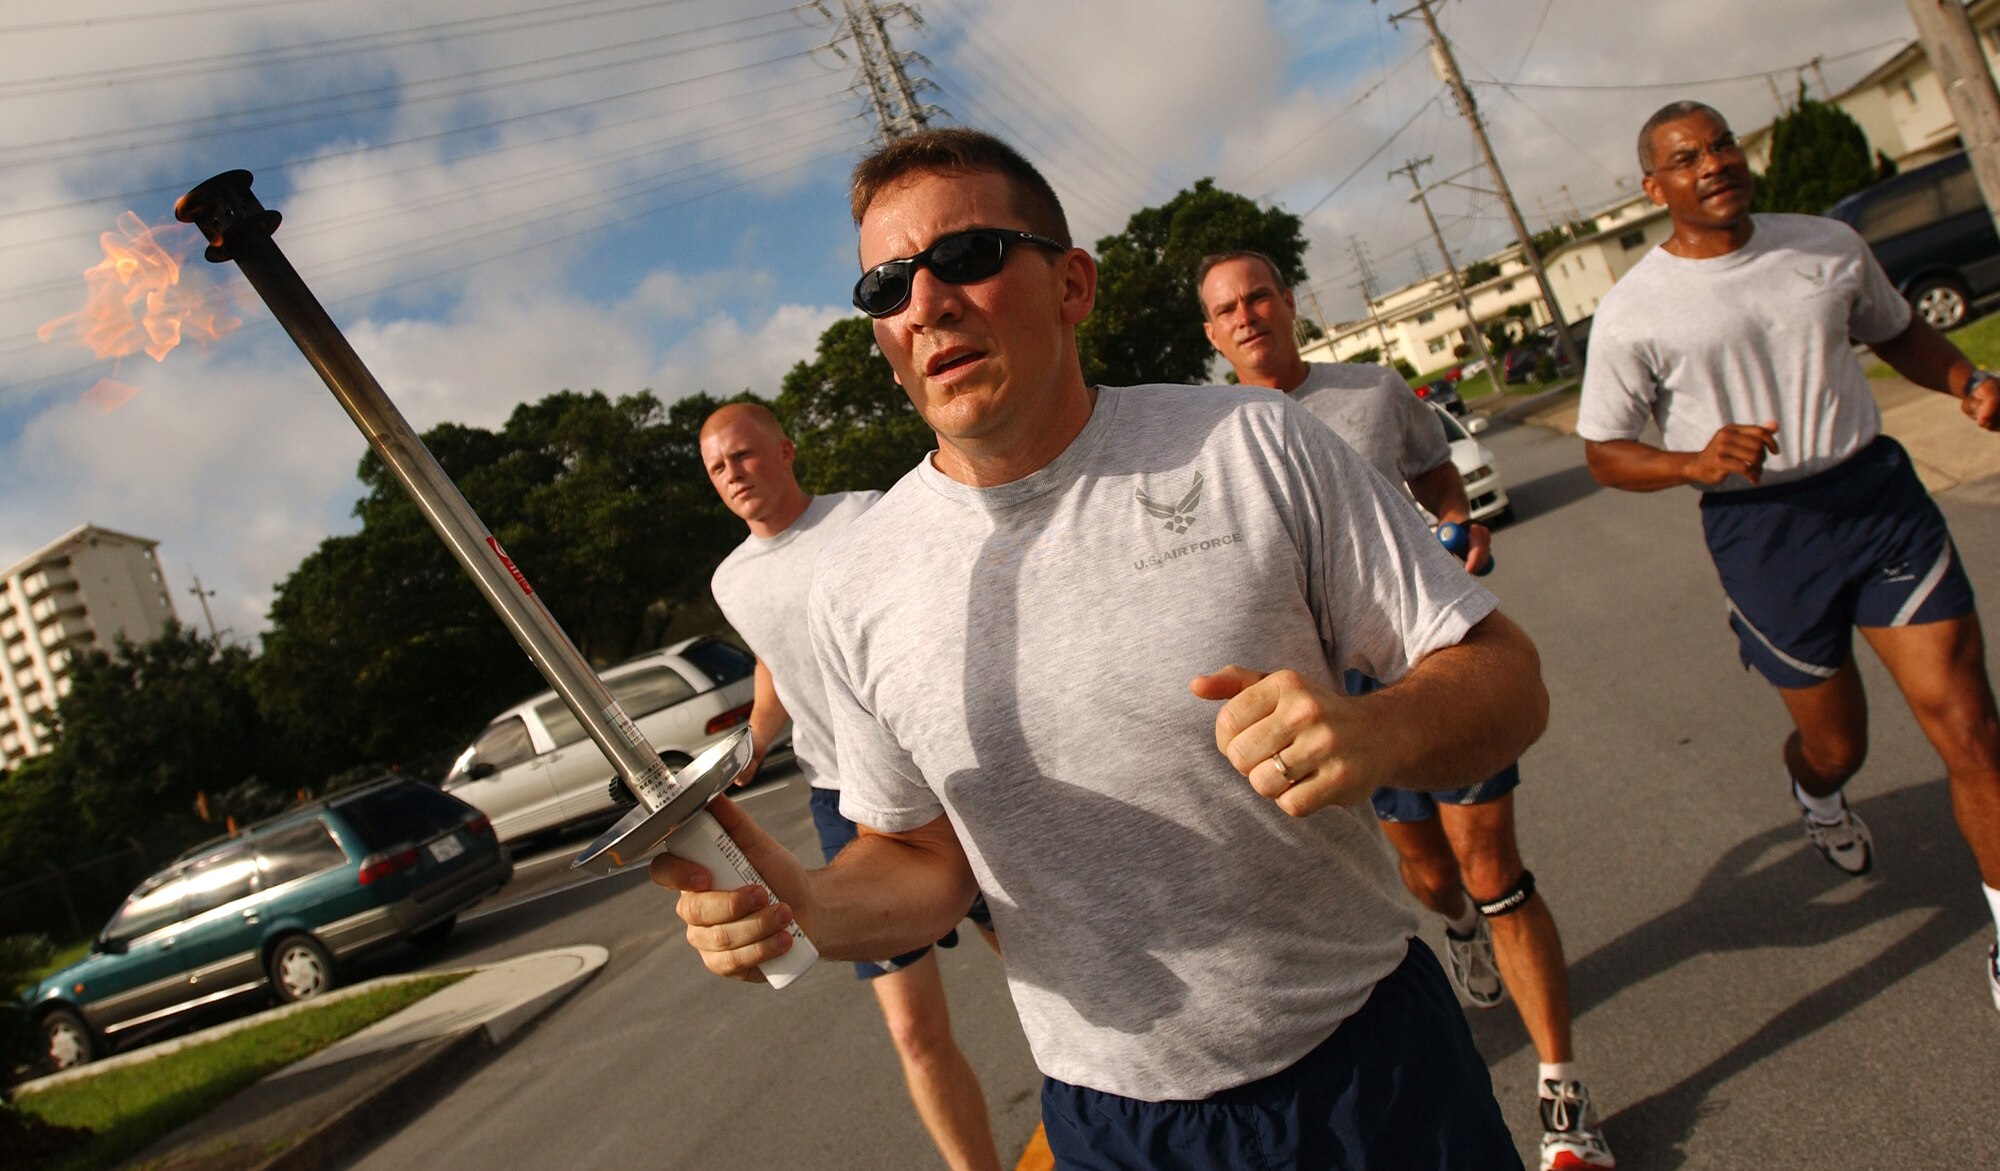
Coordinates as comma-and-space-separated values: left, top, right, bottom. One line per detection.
1200, 250, 1613, 1171
701, 402, 1001, 1171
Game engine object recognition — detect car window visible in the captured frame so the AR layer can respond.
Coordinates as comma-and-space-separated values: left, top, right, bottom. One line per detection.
105, 875, 185, 943
1852, 181, 1941, 244
676, 638, 754, 686
1937, 164, 1986, 220
257, 819, 350, 887
471, 715, 537, 769
182, 847, 260, 917
608, 665, 698, 717
1434, 408, 1468, 443
335, 782, 471, 852
535, 695, 589, 750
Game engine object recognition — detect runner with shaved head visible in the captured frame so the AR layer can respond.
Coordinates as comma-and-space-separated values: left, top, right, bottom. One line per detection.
699, 401, 1002, 1171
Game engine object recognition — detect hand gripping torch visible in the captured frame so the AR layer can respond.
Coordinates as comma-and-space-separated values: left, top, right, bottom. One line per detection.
176, 171, 816, 988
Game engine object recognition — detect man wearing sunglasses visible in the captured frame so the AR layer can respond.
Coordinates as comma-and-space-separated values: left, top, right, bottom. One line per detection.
656, 127, 1548, 1169
1580, 102, 2000, 1012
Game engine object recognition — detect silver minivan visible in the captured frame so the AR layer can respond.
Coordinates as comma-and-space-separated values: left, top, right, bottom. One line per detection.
441, 636, 776, 844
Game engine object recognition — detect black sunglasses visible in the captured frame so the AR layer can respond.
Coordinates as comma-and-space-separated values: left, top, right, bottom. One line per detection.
852, 227, 1067, 318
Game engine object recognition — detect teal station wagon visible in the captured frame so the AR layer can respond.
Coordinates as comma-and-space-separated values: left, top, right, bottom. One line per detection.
24, 779, 511, 1070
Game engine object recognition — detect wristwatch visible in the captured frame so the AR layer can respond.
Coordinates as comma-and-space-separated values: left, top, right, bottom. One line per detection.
1965, 370, 1999, 398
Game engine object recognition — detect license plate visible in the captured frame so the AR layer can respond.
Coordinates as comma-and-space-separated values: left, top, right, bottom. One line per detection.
427, 834, 465, 863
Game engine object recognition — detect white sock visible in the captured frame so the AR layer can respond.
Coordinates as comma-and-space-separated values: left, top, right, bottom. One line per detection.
1443, 893, 1480, 936
1792, 777, 1845, 823
1538, 1061, 1579, 1094
1984, 884, 2000, 940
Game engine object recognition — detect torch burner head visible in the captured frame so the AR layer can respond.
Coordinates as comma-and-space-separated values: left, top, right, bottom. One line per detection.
175, 170, 281, 263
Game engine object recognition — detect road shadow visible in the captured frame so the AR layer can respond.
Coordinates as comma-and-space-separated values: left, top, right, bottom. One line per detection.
1500, 462, 1602, 525
1463, 779, 1987, 1169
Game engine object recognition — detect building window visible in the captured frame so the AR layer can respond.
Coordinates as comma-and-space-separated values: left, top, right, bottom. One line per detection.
1415, 310, 1435, 324
1427, 337, 1447, 354
1902, 79, 1918, 104
1620, 230, 1646, 250
1497, 280, 1515, 293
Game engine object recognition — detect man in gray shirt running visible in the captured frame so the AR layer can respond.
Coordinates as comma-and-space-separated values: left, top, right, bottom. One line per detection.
1200, 250, 1612, 1171
1581, 101, 2000, 1014
659, 128, 1549, 1169
701, 402, 1000, 1171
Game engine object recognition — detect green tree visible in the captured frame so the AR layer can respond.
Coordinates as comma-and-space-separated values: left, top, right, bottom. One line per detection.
1077, 178, 1310, 387
14, 624, 278, 870
1755, 86, 1876, 214
774, 316, 934, 493
257, 390, 739, 775
1462, 259, 1501, 285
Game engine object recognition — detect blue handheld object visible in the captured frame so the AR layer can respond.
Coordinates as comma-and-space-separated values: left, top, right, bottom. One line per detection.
1436, 522, 1493, 576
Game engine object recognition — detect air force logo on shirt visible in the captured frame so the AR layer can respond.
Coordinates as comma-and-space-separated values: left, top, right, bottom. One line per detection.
1137, 471, 1202, 533
1133, 470, 1241, 572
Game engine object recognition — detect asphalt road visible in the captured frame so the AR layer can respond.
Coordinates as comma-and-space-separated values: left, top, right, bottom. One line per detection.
350, 418, 2000, 1171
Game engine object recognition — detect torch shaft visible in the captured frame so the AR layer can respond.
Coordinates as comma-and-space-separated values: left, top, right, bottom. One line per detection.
225, 233, 676, 813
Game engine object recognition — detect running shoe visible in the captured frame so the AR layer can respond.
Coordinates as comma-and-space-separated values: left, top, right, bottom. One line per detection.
1443, 917, 1506, 1009
1988, 943, 1999, 1013
1540, 1079, 1615, 1170
1801, 798, 1874, 876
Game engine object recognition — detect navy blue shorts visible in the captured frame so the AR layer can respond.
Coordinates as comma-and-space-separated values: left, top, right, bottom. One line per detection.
809, 786, 979, 980
1344, 671, 1523, 822
1701, 436, 1976, 690
1040, 939, 1522, 1171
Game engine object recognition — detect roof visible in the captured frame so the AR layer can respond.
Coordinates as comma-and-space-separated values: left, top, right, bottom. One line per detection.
3, 523, 160, 580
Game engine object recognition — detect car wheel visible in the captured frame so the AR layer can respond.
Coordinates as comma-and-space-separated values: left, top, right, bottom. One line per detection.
267, 935, 337, 1003
42, 1007, 96, 1070
1909, 276, 1970, 330
606, 752, 693, 807
408, 916, 456, 948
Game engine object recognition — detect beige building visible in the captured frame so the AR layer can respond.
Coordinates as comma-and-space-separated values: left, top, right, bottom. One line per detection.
1744, 0, 2000, 174
1305, 191, 1671, 376
0, 525, 178, 764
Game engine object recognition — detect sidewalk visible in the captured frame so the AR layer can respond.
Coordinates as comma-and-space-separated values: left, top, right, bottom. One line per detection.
18, 945, 606, 1171
1494, 375, 2000, 491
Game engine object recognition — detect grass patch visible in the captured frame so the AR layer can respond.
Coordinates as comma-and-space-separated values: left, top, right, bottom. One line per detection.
1866, 311, 2000, 378
7, 973, 464, 1171
28, 941, 92, 985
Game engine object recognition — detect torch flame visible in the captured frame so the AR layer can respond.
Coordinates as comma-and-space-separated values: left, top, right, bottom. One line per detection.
39, 211, 240, 364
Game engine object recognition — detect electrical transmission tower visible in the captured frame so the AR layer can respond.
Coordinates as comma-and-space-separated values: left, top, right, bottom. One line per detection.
1347, 238, 1395, 359
823, 0, 940, 141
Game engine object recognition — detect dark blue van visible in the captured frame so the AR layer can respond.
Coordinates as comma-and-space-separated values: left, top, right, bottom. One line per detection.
1825, 151, 2000, 330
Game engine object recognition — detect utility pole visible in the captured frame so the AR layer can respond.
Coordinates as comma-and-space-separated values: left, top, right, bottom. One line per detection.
1766, 73, 1788, 114
1904, 0, 2000, 242
1392, 157, 1495, 381
835, 0, 935, 141
1301, 285, 1335, 351
1808, 56, 1833, 102
187, 574, 219, 641
1347, 237, 1396, 359
1383, 0, 1581, 375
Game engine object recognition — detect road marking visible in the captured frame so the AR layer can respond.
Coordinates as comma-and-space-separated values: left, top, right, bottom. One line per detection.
465, 778, 800, 923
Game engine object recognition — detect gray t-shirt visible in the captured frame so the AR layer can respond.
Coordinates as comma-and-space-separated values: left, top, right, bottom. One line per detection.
712, 491, 879, 789
807, 383, 1497, 1100
1289, 362, 1452, 487
1577, 213, 1911, 488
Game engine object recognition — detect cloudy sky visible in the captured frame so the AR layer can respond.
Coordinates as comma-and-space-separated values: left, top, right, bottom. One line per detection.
0, 0, 1914, 640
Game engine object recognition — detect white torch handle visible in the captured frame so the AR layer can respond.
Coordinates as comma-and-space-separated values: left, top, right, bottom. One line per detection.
664, 809, 817, 989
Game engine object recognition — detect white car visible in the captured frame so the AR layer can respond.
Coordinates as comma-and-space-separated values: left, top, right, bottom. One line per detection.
1428, 402, 1511, 525
442, 636, 780, 844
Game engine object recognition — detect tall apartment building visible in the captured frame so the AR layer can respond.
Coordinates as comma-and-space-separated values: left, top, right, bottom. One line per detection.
0, 524, 178, 765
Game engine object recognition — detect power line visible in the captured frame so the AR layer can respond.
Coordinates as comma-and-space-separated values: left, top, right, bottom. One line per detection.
0, 11, 813, 168
1296, 94, 1439, 218
0, 0, 334, 35
1232, 42, 1427, 190
1508, 0, 1558, 81
0, 0, 707, 100
1483, 38, 1904, 94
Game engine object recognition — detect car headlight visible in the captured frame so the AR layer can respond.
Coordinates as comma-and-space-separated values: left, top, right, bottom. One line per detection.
1471, 465, 1492, 481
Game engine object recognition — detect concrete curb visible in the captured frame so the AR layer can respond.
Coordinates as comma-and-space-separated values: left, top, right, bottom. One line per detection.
58, 945, 609, 1171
